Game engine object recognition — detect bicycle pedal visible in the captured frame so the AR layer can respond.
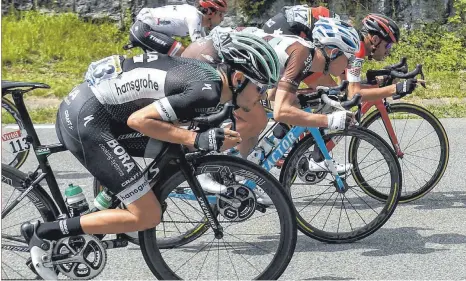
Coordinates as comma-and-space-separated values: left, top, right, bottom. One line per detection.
161, 201, 167, 220
255, 204, 267, 213
26, 257, 39, 276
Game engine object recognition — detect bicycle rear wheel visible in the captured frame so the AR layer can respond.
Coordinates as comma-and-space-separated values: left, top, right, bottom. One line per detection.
2, 97, 30, 169
360, 103, 449, 202
140, 155, 297, 280
279, 127, 401, 243
1, 164, 59, 279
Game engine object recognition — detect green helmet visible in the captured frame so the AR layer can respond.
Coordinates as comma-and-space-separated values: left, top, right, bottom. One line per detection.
211, 28, 280, 88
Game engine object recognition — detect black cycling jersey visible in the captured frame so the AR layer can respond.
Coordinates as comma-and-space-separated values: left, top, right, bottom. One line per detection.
56, 54, 223, 204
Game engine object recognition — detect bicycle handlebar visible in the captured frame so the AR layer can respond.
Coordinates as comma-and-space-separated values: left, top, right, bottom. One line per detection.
192, 102, 236, 131
384, 57, 408, 72
366, 63, 425, 87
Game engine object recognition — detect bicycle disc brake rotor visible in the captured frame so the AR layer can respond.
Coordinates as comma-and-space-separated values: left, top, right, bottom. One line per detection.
53, 235, 106, 280
297, 155, 326, 184
217, 184, 256, 222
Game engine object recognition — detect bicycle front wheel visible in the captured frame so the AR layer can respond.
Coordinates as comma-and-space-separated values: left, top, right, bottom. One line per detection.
2, 97, 30, 169
280, 127, 401, 243
360, 103, 449, 202
140, 155, 297, 280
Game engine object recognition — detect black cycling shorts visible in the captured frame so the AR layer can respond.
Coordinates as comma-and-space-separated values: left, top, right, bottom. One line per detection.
129, 20, 183, 55
55, 83, 164, 205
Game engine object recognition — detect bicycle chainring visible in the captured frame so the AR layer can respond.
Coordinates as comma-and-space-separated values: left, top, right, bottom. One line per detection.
217, 184, 256, 222
53, 235, 106, 280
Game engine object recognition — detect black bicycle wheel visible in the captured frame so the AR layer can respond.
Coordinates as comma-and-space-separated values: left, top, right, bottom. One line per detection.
1, 164, 59, 279
2, 97, 30, 169
279, 127, 401, 243
140, 155, 297, 280
360, 103, 449, 203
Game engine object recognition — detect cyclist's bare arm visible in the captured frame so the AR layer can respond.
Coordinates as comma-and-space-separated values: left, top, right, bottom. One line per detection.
274, 89, 327, 127
128, 104, 198, 146
347, 81, 396, 102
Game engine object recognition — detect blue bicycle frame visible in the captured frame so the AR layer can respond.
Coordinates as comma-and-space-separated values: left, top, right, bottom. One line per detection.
167, 107, 346, 203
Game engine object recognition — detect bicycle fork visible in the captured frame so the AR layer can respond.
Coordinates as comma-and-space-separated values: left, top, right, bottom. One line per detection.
308, 127, 346, 191
177, 155, 224, 239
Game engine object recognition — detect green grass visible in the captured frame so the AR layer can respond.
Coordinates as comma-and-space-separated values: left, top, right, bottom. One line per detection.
1, 11, 465, 123
2, 11, 141, 98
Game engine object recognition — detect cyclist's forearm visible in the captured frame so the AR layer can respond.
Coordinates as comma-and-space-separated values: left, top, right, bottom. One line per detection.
358, 85, 396, 101
348, 82, 396, 101
274, 90, 328, 128
128, 117, 196, 146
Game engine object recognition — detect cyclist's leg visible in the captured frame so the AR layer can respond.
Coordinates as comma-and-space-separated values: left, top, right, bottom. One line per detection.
129, 20, 184, 55
233, 103, 268, 157
29, 83, 162, 240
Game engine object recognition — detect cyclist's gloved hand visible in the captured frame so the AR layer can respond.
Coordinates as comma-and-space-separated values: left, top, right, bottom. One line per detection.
394, 78, 418, 100
194, 128, 225, 152
327, 111, 355, 130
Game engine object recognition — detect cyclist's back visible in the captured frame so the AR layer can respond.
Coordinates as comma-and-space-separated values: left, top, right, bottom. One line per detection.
183, 26, 316, 92
263, 5, 340, 39
137, 4, 204, 40
129, 0, 227, 55
56, 54, 222, 204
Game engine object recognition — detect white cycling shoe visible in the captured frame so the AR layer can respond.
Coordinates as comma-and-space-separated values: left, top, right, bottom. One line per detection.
308, 158, 353, 174
198, 174, 273, 206
253, 187, 273, 206
197, 173, 228, 194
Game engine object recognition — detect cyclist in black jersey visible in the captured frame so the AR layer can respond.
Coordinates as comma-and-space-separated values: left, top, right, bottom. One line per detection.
20, 33, 280, 280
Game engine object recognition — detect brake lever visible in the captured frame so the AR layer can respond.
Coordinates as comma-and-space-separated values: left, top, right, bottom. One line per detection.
419, 65, 426, 89
355, 104, 362, 123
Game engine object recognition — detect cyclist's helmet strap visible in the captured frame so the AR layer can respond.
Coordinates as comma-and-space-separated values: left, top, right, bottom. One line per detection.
224, 64, 248, 109
316, 46, 331, 75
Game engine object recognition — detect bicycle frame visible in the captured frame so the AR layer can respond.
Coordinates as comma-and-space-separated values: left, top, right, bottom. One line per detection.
359, 96, 404, 158
2, 90, 223, 236
261, 108, 346, 189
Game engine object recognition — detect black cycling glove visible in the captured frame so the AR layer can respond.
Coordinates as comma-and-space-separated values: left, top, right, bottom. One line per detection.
394, 78, 418, 100
194, 128, 225, 152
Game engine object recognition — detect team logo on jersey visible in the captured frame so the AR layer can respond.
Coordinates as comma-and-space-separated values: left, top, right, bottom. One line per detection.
202, 83, 212, 91
83, 115, 94, 127
114, 74, 159, 95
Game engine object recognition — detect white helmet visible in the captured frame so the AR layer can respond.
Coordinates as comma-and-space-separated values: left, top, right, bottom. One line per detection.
312, 17, 360, 57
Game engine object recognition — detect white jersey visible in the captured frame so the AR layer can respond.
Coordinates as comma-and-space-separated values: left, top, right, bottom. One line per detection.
136, 4, 206, 41
220, 26, 312, 71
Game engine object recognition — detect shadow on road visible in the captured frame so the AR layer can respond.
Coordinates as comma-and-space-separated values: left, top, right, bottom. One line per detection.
403, 191, 466, 210
295, 226, 466, 257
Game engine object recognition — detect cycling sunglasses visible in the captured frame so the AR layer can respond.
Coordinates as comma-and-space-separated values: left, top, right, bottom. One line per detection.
245, 76, 273, 96
329, 48, 356, 65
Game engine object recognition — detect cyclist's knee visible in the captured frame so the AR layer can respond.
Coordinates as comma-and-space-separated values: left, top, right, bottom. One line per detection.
124, 183, 162, 229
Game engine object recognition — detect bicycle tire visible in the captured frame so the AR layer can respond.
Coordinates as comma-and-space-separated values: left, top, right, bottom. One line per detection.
279, 127, 401, 243
139, 155, 297, 280
1, 164, 59, 280
2, 97, 30, 169
93, 177, 209, 248
360, 103, 449, 203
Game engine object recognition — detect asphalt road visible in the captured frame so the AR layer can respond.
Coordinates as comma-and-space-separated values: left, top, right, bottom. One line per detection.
1, 118, 466, 280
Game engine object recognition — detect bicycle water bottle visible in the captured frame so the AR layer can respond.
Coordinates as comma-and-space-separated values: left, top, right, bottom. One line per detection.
92, 188, 113, 211
273, 123, 289, 139
64, 184, 90, 217
247, 137, 274, 165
